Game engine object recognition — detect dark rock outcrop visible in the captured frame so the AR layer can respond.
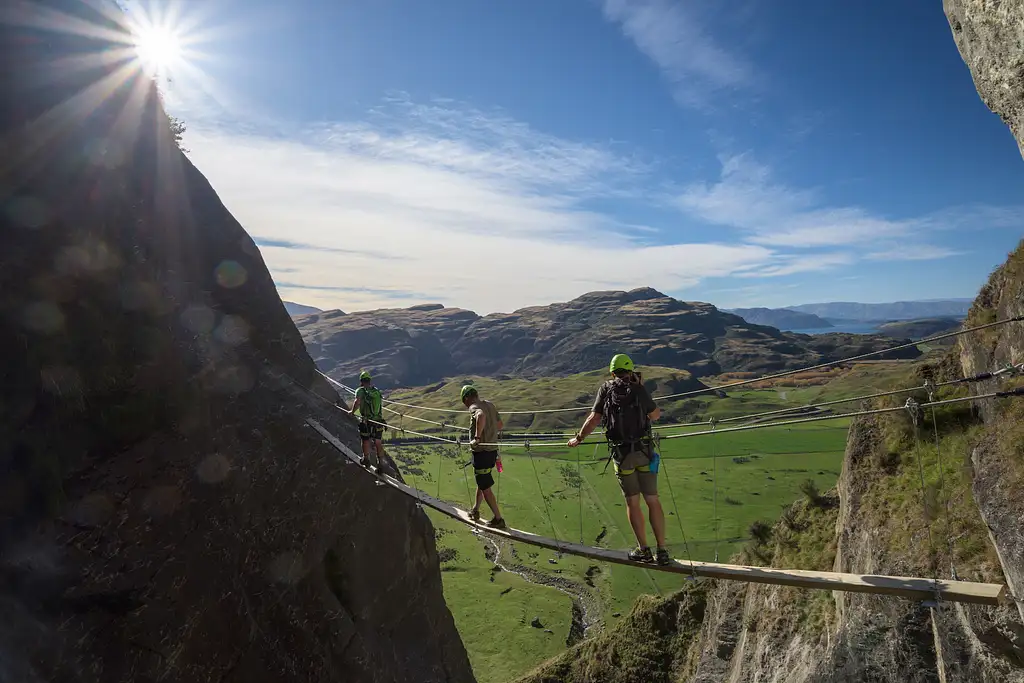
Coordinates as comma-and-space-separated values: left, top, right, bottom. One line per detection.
302, 288, 921, 388
0, 2, 473, 681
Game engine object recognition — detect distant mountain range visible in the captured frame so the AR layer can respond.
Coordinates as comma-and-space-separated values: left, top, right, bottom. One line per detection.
283, 301, 323, 317
785, 299, 973, 322
727, 299, 973, 332
295, 288, 921, 388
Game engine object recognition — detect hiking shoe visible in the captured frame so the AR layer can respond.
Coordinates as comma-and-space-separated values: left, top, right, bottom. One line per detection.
469, 508, 481, 522
628, 546, 653, 563
655, 547, 671, 566
359, 456, 370, 468
487, 517, 507, 530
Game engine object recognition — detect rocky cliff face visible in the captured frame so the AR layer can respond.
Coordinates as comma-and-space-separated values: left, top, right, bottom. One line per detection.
301, 288, 921, 389
0, 2, 473, 681
946, 0, 1024, 626
945, 0, 1024, 158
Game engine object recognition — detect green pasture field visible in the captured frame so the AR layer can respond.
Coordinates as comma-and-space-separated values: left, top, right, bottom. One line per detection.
392, 419, 849, 682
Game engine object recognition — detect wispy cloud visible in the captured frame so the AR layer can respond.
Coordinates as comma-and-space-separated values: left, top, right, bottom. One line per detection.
183, 100, 1018, 313
185, 101, 780, 313
601, 0, 753, 108
866, 245, 964, 262
675, 154, 1011, 255
254, 237, 406, 261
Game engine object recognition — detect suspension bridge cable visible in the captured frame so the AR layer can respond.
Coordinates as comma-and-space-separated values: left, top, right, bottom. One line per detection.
436, 440, 445, 499
577, 444, 588, 545
306, 366, 1023, 455
658, 388, 1023, 442
653, 315, 1024, 403
653, 435, 698, 579
710, 419, 720, 562
351, 385, 1022, 452
925, 380, 959, 581
526, 443, 563, 554
714, 365, 1022, 426
320, 359, 1022, 445
905, 398, 941, 599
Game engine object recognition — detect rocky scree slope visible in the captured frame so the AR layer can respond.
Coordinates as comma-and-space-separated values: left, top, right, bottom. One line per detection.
0, 3, 473, 681
520, 5, 1024, 681
298, 289, 921, 389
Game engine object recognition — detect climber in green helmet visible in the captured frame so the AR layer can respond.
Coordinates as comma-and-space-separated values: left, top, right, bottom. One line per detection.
348, 370, 386, 468
461, 384, 506, 529
567, 353, 670, 565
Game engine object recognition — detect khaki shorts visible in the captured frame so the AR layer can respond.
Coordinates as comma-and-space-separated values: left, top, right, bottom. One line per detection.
614, 449, 657, 497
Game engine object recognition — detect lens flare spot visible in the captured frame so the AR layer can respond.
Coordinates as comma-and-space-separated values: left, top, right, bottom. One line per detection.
215, 260, 247, 288
23, 301, 64, 334
196, 453, 233, 484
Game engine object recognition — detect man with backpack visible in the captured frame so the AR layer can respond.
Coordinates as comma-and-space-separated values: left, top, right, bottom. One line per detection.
461, 385, 507, 529
348, 370, 386, 469
567, 353, 669, 565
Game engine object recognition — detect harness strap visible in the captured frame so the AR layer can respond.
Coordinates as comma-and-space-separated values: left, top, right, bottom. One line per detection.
614, 464, 651, 476
474, 467, 492, 475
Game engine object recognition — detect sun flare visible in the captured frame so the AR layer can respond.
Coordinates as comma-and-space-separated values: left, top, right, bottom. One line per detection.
133, 24, 183, 73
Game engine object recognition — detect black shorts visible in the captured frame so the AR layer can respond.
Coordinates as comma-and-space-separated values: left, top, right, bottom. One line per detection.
358, 419, 384, 441
472, 450, 498, 490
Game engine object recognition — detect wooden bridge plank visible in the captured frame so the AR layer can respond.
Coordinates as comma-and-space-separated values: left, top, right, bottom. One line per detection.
306, 419, 1007, 607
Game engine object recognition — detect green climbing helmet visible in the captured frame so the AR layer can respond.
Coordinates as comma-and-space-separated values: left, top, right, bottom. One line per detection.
609, 353, 634, 374
359, 370, 372, 382
460, 384, 478, 402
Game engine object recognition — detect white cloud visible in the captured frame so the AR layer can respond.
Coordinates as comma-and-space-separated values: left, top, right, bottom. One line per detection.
182, 102, 1014, 314
184, 104, 783, 313
601, 0, 752, 108
866, 245, 964, 261
676, 154, 977, 252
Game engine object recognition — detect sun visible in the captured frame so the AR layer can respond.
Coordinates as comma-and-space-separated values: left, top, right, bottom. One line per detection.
132, 24, 183, 73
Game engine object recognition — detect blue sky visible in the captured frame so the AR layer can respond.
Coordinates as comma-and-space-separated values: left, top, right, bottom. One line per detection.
137, 0, 1023, 313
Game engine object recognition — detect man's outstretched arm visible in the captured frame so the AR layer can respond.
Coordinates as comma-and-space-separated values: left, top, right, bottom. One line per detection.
567, 411, 602, 447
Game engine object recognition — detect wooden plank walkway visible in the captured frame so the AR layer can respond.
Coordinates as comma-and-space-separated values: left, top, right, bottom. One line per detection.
306, 419, 1008, 607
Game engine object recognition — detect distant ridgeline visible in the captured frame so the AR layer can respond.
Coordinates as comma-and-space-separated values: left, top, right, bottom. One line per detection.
295, 288, 924, 388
